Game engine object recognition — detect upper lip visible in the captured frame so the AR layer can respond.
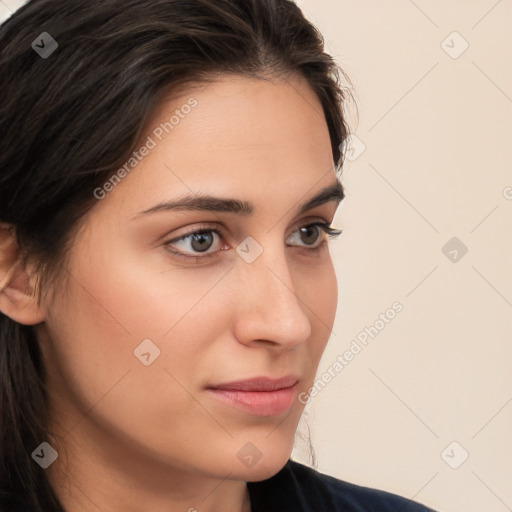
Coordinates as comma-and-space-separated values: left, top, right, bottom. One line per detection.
207, 375, 299, 392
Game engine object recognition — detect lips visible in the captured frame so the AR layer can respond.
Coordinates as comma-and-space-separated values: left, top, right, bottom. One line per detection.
208, 375, 299, 392
206, 375, 299, 415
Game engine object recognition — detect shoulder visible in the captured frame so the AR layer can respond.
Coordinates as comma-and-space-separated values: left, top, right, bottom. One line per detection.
247, 459, 439, 512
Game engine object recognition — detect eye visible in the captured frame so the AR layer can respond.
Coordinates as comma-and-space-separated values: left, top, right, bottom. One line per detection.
164, 224, 224, 261
287, 222, 343, 249
164, 222, 343, 261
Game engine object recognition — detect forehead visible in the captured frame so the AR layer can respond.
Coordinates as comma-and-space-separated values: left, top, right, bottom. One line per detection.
152, 74, 329, 151
92, 74, 336, 219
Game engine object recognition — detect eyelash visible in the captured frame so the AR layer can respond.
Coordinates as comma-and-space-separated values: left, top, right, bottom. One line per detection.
163, 222, 343, 262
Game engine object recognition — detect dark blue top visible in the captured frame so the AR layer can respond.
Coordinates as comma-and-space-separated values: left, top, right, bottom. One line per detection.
247, 459, 439, 512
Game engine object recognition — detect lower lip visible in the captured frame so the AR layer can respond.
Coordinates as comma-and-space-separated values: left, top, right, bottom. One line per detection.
206, 385, 297, 416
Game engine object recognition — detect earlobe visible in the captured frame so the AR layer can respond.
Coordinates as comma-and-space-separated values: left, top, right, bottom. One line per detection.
0, 222, 46, 326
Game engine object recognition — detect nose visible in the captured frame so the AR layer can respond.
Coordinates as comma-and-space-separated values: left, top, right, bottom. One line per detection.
231, 242, 312, 350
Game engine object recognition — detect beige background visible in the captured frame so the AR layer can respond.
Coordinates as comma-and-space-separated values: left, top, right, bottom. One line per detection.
290, 2, 512, 512
1, 1, 511, 511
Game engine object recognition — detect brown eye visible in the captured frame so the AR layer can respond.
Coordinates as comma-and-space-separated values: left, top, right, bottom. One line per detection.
287, 222, 342, 249
188, 232, 215, 253
298, 225, 322, 246
164, 227, 223, 260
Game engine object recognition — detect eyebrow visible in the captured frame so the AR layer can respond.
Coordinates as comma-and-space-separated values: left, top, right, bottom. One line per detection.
135, 179, 344, 218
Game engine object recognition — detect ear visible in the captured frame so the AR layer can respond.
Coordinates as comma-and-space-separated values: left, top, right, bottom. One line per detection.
0, 222, 46, 325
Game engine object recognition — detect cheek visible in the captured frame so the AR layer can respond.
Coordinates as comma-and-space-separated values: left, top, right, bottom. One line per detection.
73, 238, 234, 341
300, 257, 338, 376
41, 249, 235, 432
317, 257, 338, 328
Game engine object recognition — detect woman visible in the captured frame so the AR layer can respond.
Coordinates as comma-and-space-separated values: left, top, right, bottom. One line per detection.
0, 0, 439, 510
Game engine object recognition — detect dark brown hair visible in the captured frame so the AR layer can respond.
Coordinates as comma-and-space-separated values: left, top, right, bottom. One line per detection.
0, 0, 352, 509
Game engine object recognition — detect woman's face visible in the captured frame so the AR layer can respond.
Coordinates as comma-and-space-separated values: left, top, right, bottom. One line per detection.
37, 73, 341, 484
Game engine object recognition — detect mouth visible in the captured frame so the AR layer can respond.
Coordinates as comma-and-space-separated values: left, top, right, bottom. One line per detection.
205, 375, 299, 416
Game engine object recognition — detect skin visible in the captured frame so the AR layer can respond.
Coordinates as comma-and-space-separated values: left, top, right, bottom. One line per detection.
0, 73, 342, 511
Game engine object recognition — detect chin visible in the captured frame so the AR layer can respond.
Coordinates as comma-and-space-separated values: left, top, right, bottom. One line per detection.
222, 433, 295, 482
240, 457, 290, 482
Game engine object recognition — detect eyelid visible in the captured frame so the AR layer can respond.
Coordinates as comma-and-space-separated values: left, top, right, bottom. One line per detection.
165, 222, 225, 245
